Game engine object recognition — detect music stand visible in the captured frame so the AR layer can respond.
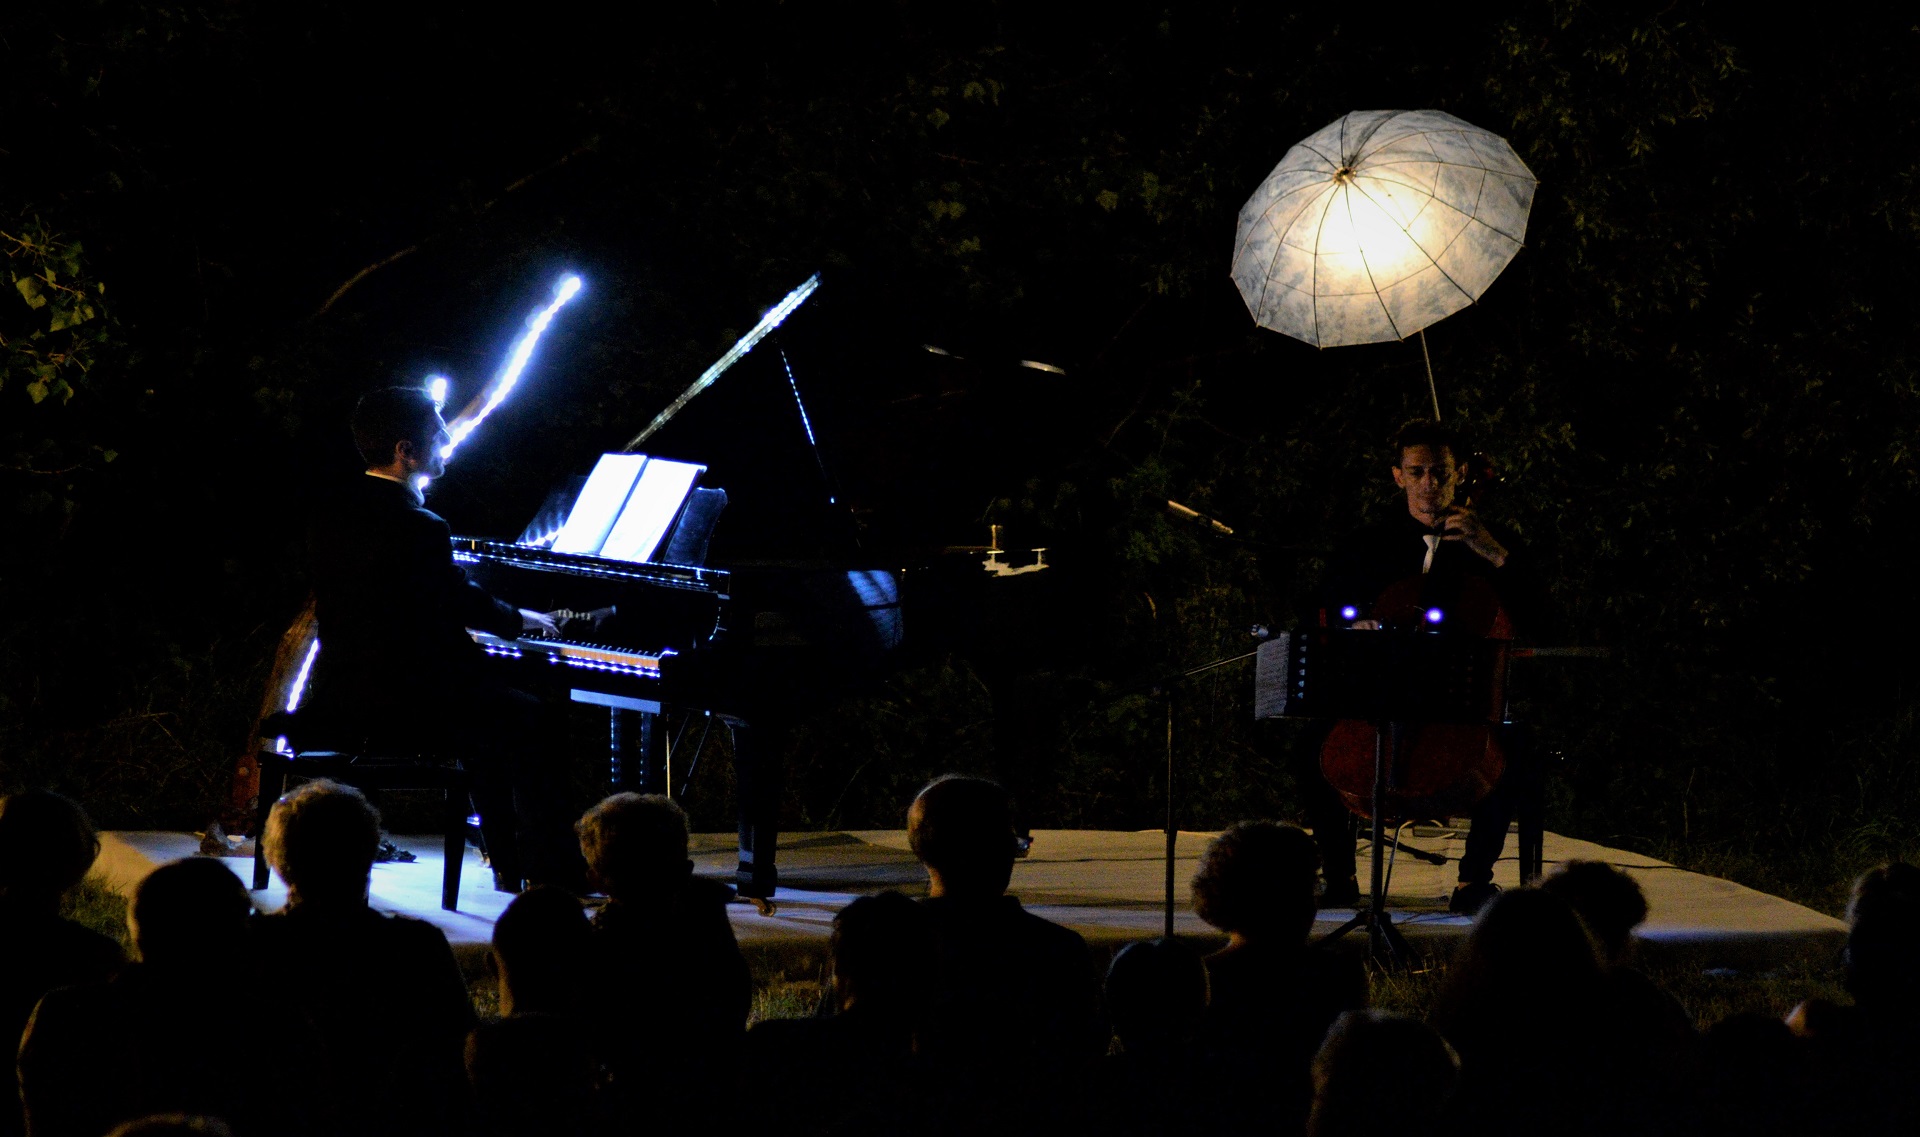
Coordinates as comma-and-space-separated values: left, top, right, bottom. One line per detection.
1255, 628, 1508, 964
1107, 650, 1263, 937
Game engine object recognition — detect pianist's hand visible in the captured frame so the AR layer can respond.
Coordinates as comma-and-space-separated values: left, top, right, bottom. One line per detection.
518, 608, 559, 636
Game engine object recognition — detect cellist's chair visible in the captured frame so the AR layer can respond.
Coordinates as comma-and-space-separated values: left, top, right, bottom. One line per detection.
251, 710, 473, 911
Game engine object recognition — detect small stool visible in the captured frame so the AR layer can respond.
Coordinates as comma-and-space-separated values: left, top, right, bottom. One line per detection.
252, 712, 474, 911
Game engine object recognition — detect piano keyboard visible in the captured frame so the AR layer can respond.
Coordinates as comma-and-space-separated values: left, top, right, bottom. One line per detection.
469, 631, 673, 679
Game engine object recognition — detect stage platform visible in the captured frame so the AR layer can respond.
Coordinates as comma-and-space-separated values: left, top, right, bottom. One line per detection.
97, 827, 1845, 976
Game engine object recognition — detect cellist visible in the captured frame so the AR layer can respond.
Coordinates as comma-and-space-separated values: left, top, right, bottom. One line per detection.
1298, 420, 1549, 915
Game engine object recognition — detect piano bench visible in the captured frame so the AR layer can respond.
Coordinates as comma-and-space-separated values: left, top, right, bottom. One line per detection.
250, 745, 474, 912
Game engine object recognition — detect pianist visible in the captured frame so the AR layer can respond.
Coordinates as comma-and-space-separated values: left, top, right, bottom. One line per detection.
301, 386, 578, 892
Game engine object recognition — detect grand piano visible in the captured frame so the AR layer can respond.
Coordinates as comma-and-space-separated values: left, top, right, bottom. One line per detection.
454, 451, 909, 900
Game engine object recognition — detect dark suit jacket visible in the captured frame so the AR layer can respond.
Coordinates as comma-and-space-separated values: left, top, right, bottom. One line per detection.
305, 474, 520, 733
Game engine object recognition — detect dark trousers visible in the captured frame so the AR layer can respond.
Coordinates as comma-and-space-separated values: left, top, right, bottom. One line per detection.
1288, 722, 1536, 888
450, 685, 584, 889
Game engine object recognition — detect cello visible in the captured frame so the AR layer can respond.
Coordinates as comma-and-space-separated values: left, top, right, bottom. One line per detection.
1317, 450, 1512, 821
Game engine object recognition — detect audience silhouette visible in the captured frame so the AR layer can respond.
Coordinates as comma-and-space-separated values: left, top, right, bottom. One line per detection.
7, 781, 1899, 1137
1430, 887, 1629, 1136
1700, 1012, 1813, 1137
246, 779, 473, 1137
465, 886, 600, 1137
1541, 859, 1697, 1126
20, 859, 324, 1137
1077, 937, 1213, 1135
907, 775, 1105, 1125
1308, 1010, 1459, 1137
745, 891, 934, 1136
1190, 820, 1365, 1130
0, 790, 126, 1137
576, 792, 749, 1130
1787, 861, 1920, 1131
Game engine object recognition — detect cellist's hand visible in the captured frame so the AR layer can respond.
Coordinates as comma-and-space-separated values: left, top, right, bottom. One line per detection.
1439, 508, 1509, 568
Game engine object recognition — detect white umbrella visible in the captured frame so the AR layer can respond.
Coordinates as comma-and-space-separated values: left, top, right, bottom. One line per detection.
1232, 109, 1538, 366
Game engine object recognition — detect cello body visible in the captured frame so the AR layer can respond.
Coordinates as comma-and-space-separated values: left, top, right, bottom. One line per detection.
1318, 573, 1511, 820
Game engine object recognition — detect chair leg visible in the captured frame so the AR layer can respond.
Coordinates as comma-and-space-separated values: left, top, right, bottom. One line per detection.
252, 753, 287, 891
441, 784, 467, 911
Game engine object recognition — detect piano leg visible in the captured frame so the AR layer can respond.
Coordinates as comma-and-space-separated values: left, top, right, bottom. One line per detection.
728, 718, 780, 901
608, 708, 665, 795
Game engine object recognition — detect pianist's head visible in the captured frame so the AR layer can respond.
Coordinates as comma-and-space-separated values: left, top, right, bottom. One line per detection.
353, 386, 448, 481
908, 775, 1018, 899
263, 779, 382, 909
575, 793, 692, 902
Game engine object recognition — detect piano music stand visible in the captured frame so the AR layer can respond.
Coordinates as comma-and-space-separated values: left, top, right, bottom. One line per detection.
1255, 629, 1508, 966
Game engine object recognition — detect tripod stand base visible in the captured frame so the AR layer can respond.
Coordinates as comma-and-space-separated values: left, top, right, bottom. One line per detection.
1320, 902, 1417, 965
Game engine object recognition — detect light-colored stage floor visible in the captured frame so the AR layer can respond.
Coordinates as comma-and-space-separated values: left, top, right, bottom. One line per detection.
97, 827, 1845, 974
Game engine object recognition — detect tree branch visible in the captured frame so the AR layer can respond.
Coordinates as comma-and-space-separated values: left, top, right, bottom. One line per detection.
310, 141, 598, 319
312, 245, 420, 318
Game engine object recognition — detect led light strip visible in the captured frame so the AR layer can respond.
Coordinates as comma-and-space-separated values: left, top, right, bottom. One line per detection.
285, 637, 322, 713
624, 273, 820, 449
417, 275, 585, 496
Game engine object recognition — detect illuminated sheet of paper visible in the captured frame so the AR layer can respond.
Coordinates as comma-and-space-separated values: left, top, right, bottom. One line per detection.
551, 453, 647, 555
600, 458, 704, 563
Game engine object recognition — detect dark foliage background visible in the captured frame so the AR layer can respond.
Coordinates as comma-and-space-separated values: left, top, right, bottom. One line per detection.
3, 2, 1917, 911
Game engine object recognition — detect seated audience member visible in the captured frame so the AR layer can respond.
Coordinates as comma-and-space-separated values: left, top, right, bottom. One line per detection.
20, 859, 322, 1137
1787, 862, 1920, 1130
1106, 938, 1207, 1059
1699, 1013, 1813, 1137
466, 887, 599, 1137
1192, 821, 1366, 1053
1540, 860, 1696, 1109
1076, 938, 1213, 1135
246, 780, 473, 1137
1190, 821, 1365, 1131
908, 775, 1105, 1124
0, 790, 125, 1137
1308, 1010, 1459, 1137
745, 891, 935, 1136
577, 793, 749, 1125
1430, 888, 1634, 1136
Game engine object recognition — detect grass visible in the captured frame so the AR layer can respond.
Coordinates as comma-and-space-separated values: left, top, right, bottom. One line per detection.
59, 874, 133, 952
737, 951, 1851, 1033
1334, 955, 1848, 1033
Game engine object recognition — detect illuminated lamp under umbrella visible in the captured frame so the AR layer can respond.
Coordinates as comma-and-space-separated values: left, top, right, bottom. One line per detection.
1231, 109, 1537, 418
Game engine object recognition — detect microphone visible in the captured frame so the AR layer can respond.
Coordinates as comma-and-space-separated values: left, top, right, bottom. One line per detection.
1166, 499, 1234, 535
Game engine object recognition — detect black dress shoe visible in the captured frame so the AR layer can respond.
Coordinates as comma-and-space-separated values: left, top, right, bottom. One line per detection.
1449, 881, 1501, 915
373, 839, 416, 864
1317, 876, 1362, 909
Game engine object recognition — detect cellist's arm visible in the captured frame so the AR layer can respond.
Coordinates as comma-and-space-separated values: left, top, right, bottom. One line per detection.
1438, 508, 1509, 567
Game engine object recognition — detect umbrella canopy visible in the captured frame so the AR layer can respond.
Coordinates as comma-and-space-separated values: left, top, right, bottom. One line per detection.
1233, 109, 1538, 348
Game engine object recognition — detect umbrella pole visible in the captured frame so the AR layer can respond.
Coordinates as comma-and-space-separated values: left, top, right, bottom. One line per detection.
1420, 330, 1442, 422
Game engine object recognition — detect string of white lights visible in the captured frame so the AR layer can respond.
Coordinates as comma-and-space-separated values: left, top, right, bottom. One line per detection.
624, 273, 821, 450
442, 274, 584, 459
